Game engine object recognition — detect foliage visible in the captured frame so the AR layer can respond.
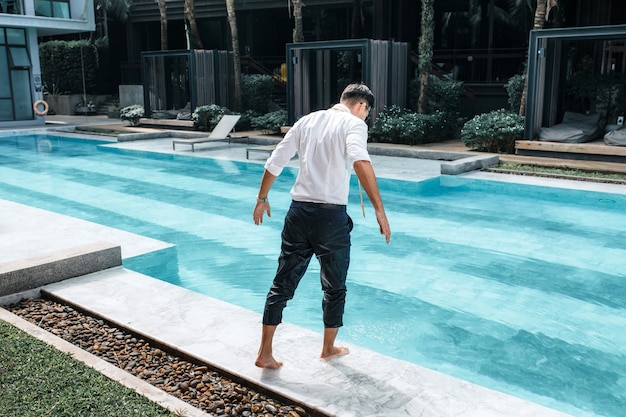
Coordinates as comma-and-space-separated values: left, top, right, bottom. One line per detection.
369, 105, 452, 145
75, 100, 97, 114
236, 109, 259, 131
250, 110, 287, 132
461, 109, 524, 153
409, 75, 463, 116
120, 104, 145, 125
566, 56, 626, 122
0, 321, 174, 416
374, 76, 462, 145
39, 38, 111, 95
241, 74, 275, 113
505, 73, 526, 112
612, 75, 626, 121
192, 104, 233, 131
566, 55, 605, 113
416, 0, 435, 113
96, 0, 131, 21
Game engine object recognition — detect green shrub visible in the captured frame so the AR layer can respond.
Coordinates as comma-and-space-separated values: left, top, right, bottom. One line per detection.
119, 104, 144, 126
192, 104, 233, 131
505, 73, 525, 112
369, 105, 450, 145
369, 105, 412, 143
461, 109, 524, 153
39, 38, 111, 95
236, 109, 259, 131
409, 75, 463, 116
241, 74, 275, 113
251, 110, 287, 132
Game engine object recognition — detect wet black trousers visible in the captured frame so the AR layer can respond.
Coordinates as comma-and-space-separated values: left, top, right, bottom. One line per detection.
262, 201, 353, 328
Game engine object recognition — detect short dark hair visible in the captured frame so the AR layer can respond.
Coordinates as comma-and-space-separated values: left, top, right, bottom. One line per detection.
340, 83, 374, 109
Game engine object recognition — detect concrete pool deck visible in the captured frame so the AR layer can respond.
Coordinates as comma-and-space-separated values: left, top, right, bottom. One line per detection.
2, 119, 625, 416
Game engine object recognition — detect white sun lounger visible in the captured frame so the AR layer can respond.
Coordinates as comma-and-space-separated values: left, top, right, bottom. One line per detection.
172, 114, 242, 152
246, 144, 277, 159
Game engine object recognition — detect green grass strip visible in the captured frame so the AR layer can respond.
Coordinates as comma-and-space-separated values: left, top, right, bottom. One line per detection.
495, 162, 626, 183
0, 321, 174, 417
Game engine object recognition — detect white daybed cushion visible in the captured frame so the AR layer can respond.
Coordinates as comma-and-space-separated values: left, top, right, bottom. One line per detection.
604, 127, 626, 146
538, 112, 602, 143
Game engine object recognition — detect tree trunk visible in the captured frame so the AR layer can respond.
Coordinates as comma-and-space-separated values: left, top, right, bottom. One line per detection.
348, 0, 364, 81
226, 0, 242, 111
158, 0, 168, 50
185, 0, 203, 49
292, 0, 304, 43
351, 0, 363, 39
519, 0, 557, 116
102, 7, 108, 39
417, 0, 434, 114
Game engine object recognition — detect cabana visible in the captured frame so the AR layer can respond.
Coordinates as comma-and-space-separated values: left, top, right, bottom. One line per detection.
524, 24, 626, 143
285, 39, 409, 125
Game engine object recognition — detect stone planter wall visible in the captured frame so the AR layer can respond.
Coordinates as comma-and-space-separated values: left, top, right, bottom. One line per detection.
45, 94, 110, 115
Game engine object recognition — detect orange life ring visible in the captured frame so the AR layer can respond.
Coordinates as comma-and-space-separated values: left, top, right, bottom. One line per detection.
33, 100, 49, 116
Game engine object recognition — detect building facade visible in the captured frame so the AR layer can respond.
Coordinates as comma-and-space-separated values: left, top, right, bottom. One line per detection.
114, 0, 626, 116
0, 0, 94, 127
5, 0, 625, 125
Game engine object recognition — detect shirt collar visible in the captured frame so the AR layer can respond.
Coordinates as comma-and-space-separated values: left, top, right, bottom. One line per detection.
331, 103, 351, 113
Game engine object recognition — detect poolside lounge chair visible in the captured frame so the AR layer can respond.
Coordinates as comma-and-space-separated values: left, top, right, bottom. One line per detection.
246, 144, 277, 159
172, 114, 242, 152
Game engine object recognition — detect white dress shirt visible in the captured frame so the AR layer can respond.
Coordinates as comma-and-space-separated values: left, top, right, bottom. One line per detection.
264, 103, 371, 205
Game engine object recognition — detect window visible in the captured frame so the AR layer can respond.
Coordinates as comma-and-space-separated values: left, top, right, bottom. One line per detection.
6, 28, 25, 45
0, 0, 24, 15
35, 0, 70, 18
9, 47, 30, 68
0, 27, 33, 121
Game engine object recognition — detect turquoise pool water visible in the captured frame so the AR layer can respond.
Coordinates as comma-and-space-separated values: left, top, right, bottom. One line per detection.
1, 134, 625, 417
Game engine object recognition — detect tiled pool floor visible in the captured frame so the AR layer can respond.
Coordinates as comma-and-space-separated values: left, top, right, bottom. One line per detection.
1, 134, 608, 416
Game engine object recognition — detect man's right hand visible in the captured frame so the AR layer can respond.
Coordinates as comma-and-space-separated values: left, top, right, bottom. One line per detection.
253, 201, 271, 225
375, 209, 391, 243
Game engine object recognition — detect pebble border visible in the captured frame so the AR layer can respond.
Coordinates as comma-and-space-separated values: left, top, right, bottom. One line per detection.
3, 298, 313, 417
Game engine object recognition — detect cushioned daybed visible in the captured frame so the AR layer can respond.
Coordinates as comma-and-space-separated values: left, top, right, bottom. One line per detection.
538, 111, 602, 143
604, 126, 626, 146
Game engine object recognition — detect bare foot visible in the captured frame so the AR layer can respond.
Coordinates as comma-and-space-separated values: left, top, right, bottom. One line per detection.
255, 355, 284, 369
320, 346, 350, 361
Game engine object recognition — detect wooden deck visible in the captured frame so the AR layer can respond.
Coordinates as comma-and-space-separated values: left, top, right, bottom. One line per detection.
139, 118, 195, 130
516, 139, 626, 163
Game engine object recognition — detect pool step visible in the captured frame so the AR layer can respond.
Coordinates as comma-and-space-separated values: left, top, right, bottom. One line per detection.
0, 241, 121, 298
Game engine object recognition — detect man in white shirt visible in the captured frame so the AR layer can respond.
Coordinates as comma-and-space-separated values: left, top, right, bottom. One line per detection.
253, 83, 391, 369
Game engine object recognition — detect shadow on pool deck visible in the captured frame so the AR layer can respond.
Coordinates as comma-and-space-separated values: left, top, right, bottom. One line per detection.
0, 120, 584, 417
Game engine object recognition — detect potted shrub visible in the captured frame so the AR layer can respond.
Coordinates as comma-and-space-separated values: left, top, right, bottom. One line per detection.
74, 100, 97, 115
120, 104, 145, 126
460, 109, 524, 153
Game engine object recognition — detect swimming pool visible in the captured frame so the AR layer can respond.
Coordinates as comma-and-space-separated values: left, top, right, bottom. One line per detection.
1, 134, 625, 417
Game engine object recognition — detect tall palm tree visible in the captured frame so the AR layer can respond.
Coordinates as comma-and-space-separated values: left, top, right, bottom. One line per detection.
519, 0, 558, 116
158, 0, 167, 50
94, 0, 131, 40
417, 0, 434, 114
185, 0, 203, 49
291, 0, 304, 42
351, 0, 363, 38
226, 0, 242, 111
